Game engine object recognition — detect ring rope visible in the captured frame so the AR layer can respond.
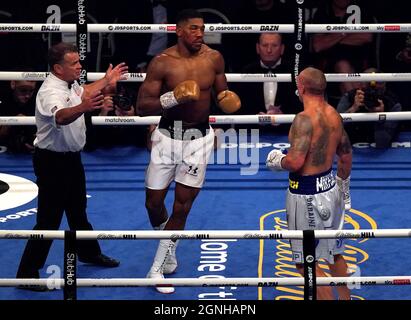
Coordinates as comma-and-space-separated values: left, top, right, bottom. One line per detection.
1, 276, 411, 288
1, 228, 410, 240
1, 112, 410, 126
1, 23, 411, 33
3, 72, 411, 82
1, 229, 410, 293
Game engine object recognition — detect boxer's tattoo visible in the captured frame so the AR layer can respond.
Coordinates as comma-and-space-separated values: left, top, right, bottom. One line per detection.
311, 117, 329, 166
337, 129, 352, 155
289, 114, 312, 155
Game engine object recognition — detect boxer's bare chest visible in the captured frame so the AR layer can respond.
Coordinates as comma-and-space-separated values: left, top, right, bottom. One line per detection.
163, 54, 216, 91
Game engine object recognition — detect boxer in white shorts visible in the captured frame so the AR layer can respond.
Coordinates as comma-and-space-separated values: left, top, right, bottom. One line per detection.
146, 119, 215, 190
136, 9, 241, 294
266, 67, 352, 300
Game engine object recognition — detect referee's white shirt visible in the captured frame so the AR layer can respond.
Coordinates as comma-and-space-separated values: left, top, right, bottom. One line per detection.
34, 73, 86, 152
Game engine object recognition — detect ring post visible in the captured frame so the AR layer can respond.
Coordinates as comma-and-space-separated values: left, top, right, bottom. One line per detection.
302, 229, 317, 300
64, 230, 77, 300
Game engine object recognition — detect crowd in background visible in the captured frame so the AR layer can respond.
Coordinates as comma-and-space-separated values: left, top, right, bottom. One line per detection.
1, 0, 410, 151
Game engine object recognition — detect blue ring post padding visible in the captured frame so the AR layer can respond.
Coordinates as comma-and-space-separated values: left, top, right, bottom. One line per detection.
64, 230, 77, 300
303, 229, 317, 300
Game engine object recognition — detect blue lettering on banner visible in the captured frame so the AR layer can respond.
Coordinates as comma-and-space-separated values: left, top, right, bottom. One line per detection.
316, 172, 335, 192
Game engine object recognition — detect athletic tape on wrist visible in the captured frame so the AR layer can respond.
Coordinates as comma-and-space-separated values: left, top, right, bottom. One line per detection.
160, 91, 179, 109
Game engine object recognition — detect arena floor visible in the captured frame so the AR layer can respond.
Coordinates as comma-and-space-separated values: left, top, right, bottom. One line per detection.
1, 131, 411, 300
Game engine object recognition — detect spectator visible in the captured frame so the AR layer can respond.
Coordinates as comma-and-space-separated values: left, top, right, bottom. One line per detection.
113, 0, 185, 72
375, 1, 411, 133
0, 80, 37, 153
240, 33, 301, 114
337, 68, 402, 148
86, 84, 147, 149
225, 0, 293, 71
310, 0, 375, 94
235, 33, 302, 132
382, 32, 411, 117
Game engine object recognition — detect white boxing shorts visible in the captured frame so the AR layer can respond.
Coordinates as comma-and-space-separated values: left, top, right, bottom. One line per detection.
286, 168, 345, 264
145, 118, 215, 190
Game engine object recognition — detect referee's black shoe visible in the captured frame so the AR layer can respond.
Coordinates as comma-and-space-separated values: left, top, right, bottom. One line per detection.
16, 270, 56, 292
17, 284, 56, 292
79, 254, 120, 268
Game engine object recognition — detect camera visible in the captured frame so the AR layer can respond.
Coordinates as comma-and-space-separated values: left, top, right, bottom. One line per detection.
112, 94, 132, 111
362, 87, 383, 110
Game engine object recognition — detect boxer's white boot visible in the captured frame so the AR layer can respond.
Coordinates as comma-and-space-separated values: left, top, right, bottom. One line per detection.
147, 239, 176, 294
154, 220, 178, 274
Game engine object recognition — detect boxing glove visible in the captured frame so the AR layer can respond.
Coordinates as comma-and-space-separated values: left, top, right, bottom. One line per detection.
160, 80, 200, 109
336, 175, 351, 210
217, 90, 241, 114
266, 149, 286, 171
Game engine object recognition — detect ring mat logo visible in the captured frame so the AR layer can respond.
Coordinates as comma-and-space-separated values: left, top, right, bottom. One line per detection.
0, 173, 38, 211
0, 180, 9, 195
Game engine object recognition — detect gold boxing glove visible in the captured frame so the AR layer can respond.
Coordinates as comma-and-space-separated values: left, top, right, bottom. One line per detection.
217, 90, 241, 114
160, 80, 200, 109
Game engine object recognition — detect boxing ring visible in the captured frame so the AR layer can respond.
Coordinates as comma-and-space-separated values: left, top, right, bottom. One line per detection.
1, 4, 411, 301
1, 117, 411, 301
2, 229, 411, 301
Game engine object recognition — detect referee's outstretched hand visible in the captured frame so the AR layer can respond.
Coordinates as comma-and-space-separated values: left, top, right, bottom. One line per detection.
105, 62, 129, 85
82, 89, 104, 112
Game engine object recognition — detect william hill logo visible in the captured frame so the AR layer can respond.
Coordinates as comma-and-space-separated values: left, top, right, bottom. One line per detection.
258, 208, 377, 300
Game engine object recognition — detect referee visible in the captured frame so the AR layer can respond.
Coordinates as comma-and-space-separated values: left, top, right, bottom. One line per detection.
16, 42, 128, 291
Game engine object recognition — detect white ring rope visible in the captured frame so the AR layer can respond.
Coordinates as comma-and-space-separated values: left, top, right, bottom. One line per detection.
1, 23, 411, 33
1, 229, 410, 240
1, 112, 410, 126
2, 72, 411, 82
1, 229, 410, 289
1, 276, 411, 287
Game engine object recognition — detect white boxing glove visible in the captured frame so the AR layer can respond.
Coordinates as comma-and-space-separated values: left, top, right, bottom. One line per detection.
266, 149, 286, 171
336, 175, 351, 210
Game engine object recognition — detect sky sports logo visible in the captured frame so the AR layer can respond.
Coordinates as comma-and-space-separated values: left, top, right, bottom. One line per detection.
376, 25, 401, 31
384, 25, 401, 31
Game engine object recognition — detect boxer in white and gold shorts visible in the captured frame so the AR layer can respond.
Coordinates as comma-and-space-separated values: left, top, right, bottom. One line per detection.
286, 168, 345, 264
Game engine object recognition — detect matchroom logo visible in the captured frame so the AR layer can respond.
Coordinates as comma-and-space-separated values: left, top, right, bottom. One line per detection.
258, 208, 377, 300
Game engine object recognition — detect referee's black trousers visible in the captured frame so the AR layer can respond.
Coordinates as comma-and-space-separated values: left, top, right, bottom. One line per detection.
17, 148, 101, 278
